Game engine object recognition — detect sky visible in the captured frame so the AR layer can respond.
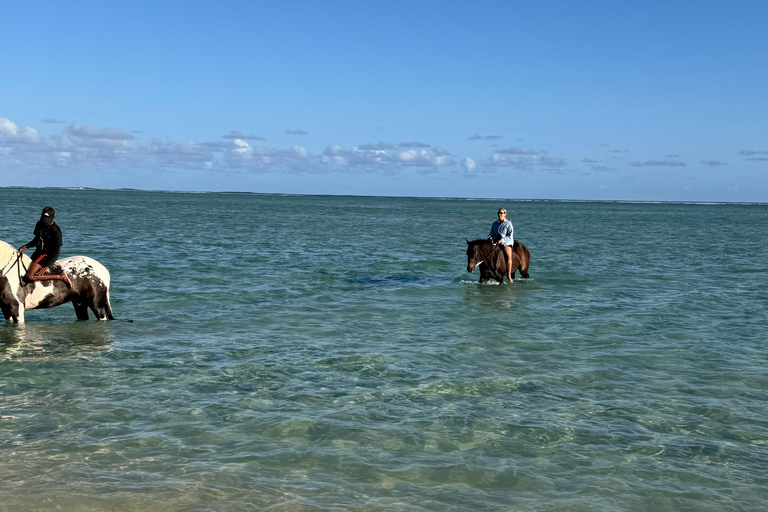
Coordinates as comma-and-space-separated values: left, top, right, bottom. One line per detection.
1, 1, 767, 201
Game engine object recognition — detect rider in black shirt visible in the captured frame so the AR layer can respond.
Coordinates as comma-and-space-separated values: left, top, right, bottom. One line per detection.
18, 207, 71, 287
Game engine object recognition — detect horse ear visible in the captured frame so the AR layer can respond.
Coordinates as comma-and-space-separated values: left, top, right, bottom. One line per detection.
466, 238, 470, 245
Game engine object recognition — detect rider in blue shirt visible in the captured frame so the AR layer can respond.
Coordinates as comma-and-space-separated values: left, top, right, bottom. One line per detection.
489, 208, 514, 283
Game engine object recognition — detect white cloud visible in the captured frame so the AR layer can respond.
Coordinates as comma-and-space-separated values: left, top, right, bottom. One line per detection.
225, 140, 317, 171
319, 144, 454, 171
483, 149, 566, 170
0, 116, 457, 176
0, 117, 40, 144
396, 149, 448, 166
233, 139, 252, 155
142, 139, 216, 169
462, 157, 477, 172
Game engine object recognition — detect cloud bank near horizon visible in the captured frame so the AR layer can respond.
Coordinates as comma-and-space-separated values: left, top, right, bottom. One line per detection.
0, 117, 466, 176
1, 116, 755, 182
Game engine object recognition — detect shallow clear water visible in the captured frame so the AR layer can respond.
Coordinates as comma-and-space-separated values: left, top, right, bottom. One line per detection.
1, 188, 767, 511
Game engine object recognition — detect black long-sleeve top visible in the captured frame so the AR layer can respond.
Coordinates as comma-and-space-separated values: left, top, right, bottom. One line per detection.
25, 220, 63, 260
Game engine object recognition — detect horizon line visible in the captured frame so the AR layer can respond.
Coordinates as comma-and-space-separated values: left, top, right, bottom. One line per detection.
1, 186, 765, 206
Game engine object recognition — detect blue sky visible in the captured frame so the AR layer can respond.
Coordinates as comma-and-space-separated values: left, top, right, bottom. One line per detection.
2, 1, 766, 201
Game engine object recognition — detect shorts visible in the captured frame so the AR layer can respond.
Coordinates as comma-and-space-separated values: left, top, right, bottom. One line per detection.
30, 251, 56, 268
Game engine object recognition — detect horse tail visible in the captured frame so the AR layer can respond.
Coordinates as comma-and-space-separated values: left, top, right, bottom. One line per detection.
513, 240, 531, 278
86, 257, 115, 321
104, 289, 115, 321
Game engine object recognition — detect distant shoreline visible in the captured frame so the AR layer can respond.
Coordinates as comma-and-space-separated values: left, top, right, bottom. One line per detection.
1, 186, 765, 206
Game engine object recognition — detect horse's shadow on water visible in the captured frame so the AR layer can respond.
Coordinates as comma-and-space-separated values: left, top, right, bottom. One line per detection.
0, 321, 114, 360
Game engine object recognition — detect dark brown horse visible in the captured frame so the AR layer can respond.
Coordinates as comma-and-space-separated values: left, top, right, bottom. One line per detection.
466, 239, 530, 284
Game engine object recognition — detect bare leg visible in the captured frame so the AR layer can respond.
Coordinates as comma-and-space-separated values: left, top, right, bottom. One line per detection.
25, 262, 71, 287
503, 246, 514, 283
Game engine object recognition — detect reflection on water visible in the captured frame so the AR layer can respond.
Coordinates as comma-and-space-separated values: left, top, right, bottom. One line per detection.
461, 278, 535, 309
0, 322, 113, 361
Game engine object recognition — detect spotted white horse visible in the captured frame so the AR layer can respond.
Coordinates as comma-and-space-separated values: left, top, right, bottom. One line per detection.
0, 240, 114, 323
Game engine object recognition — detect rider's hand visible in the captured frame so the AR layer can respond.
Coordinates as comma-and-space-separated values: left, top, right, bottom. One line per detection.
18, 246, 26, 253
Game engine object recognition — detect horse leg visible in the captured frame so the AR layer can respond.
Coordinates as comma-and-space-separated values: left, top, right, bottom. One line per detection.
518, 253, 530, 278
515, 242, 530, 278
88, 295, 114, 321
0, 280, 16, 321
9, 304, 24, 323
0, 295, 24, 322
0, 301, 11, 321
490, 268, 505, 284
89, 304, 112, 321
73, 301, 90, 321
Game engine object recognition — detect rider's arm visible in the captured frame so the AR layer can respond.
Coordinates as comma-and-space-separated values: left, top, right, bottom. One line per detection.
22, 221, 43, 250
488, 221, 498, 239
500, 221, 514, 246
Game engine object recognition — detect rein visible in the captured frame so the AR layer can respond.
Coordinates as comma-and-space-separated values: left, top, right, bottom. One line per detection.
0, 252, 21, 279
470, 241, 500, 267
0, 251, 28, 282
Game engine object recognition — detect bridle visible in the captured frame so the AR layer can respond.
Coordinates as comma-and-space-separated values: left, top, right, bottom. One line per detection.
0, 251, 28, 283
468, 248, 485, 268
468, 241, 499, 270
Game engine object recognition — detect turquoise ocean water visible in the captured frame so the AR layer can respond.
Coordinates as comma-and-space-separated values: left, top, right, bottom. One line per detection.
1, 188, 766, 511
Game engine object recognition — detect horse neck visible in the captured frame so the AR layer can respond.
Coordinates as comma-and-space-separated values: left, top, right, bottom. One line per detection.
0, 241, 15, 269
0, 241, 30, 288
469, 241, 494, 262
478, 241, 497, 258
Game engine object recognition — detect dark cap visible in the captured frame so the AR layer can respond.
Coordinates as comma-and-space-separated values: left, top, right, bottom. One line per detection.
40, 206, 55, 224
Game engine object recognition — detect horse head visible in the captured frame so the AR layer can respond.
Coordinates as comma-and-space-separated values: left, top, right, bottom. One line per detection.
466, 239, 487, 273
0, 240, 29, 322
